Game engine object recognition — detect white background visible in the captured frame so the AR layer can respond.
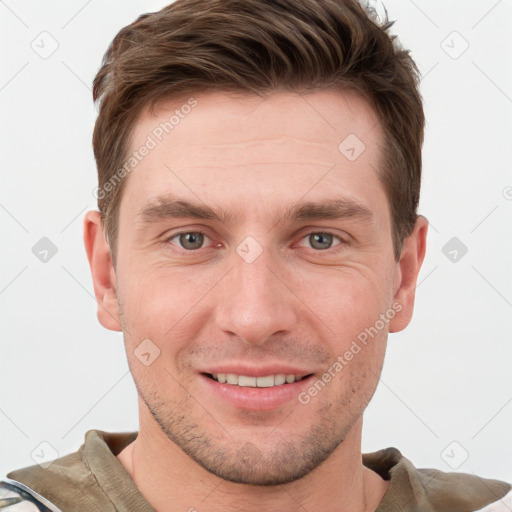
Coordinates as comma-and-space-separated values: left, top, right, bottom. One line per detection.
1, 0, 511, 485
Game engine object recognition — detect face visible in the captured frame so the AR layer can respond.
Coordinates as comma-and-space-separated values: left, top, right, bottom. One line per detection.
86, 89, 426, 485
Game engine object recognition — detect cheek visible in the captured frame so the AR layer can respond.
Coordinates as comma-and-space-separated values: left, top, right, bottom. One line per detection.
293, 264, 394, 337
117, 263, 218, 350
117, 249, 396, 359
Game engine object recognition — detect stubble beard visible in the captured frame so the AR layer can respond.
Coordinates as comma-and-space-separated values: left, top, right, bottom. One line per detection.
135, 380, 373, 486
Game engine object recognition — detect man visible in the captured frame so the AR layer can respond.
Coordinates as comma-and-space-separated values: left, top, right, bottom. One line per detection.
1, 0, 510, 510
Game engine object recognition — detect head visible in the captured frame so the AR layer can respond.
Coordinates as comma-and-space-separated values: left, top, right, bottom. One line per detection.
85, 0, 427, 486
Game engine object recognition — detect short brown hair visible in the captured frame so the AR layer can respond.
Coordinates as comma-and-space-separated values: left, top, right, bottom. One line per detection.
92, 0, 424, 264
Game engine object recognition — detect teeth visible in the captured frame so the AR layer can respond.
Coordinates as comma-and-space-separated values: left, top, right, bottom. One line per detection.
256, 375, 274, 387
238, 375, 257, 387
274, 374, 286, 385
210, 373, 305, 387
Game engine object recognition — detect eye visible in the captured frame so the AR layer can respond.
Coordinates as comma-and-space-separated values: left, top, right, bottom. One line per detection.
163, 230, 347, 254
167, 231, 210, 251
299, 231, 345, 251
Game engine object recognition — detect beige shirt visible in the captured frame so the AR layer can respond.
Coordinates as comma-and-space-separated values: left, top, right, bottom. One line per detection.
2, 429, 511, 512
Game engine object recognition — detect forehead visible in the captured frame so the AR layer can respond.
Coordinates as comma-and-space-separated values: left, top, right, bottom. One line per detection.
120, 89, 387, 223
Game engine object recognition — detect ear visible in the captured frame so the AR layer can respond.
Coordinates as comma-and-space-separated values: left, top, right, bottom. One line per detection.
388, 215, 428, 333
83, 210, 122, 331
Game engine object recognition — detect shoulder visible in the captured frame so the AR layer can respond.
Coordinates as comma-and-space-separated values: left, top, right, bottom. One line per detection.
472, 489, 512, 511
414, 465, 512, 512
1, 431, 117, 512
0, 478, 62, 511
364, 447, 512, 512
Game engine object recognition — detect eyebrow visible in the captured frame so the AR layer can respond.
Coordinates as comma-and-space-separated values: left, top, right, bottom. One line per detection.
135, 193, 374, 229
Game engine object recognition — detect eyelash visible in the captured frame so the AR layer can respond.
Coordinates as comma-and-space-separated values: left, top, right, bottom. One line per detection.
162, 230, 349, 254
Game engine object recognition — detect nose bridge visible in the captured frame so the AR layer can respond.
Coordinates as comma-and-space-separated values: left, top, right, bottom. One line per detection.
214, 242, 298, 344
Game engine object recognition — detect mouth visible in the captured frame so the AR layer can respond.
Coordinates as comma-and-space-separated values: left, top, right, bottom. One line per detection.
198, 365, 316, 410
202, 372, 313, 387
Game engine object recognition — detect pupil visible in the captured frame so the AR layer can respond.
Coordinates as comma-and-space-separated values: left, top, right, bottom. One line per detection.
311, 233, 332, 250
180, 232, 203, 250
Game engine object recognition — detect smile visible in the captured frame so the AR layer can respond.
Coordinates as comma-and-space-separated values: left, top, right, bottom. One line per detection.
206, 373, 310, 387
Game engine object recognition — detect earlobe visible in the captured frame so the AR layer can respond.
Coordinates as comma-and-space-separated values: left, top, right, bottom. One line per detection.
388, 215, 428, 333
83, 210, 122, 331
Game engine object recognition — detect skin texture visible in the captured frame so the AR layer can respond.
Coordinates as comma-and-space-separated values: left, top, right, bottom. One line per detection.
84, 89, 428, 511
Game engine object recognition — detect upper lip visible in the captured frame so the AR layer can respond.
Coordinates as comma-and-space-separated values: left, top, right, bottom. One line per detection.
199, 364, 313, 378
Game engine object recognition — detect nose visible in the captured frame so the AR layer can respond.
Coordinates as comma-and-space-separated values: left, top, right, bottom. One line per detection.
214, 246, 299, 345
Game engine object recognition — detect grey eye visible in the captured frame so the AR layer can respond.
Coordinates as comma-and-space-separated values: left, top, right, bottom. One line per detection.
308, 233, 334, 250
178, 232, 205, 250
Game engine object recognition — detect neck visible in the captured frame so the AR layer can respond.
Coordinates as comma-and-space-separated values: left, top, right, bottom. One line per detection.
117, 410, 389, 512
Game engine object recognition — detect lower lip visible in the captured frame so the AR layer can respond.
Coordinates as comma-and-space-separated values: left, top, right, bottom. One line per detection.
199, 373, 314, 411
